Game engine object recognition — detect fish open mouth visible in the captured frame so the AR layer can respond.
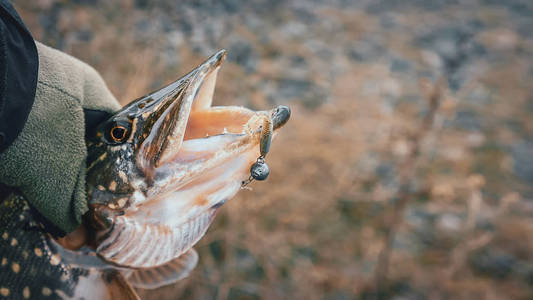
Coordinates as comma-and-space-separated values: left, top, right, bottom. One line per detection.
94, 50, 290, 268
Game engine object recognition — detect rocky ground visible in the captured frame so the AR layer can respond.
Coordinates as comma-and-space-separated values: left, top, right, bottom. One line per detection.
13, 0, 533, 299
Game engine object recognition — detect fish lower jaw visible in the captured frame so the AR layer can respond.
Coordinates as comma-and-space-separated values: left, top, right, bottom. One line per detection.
95, 208, 217, 268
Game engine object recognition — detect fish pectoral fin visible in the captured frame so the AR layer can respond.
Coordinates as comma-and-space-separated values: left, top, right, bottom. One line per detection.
126, 248, 199, 289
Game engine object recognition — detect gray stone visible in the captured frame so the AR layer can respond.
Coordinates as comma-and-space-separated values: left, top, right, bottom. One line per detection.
452, 110, 483, 131
346, 38, 386, 62
228, 40, 258, 73
390, 57, 411, 72
469, 248, 517, 279
511, 141, 533, 182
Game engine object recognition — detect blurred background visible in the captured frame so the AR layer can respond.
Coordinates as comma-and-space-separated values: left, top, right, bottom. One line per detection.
13, 0, 533, 299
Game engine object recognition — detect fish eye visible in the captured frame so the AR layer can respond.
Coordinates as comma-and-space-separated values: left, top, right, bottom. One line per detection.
110, 126, 127, 142
105, 120, 131, 144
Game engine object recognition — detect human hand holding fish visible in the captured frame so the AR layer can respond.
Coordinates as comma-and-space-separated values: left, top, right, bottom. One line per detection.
0, 49, 290, 300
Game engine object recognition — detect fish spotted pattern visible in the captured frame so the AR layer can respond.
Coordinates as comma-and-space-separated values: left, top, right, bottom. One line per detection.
0, 50, 290, 299
0, 192, 87, 299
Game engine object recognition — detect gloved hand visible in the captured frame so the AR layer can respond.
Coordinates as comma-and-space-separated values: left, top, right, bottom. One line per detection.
0, 42, 121, 234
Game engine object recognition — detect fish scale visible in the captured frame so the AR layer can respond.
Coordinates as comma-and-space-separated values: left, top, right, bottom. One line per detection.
0, 50, 290, 299
0, 192, 88, 300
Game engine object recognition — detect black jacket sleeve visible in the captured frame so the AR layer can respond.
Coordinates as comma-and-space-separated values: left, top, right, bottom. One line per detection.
0, 0, 38, 153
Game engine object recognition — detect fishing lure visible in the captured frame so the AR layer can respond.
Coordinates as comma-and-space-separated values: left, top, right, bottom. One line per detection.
0, 50, 290, 299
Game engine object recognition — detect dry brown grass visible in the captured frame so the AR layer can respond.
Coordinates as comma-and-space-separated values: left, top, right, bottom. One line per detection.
13, 1, 533, 299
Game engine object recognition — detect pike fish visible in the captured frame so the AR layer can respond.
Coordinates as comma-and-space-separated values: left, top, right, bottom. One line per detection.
0, 50, 290, 299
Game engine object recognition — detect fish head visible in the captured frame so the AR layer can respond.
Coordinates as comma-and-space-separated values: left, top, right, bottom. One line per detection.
85, 50, 290, 267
